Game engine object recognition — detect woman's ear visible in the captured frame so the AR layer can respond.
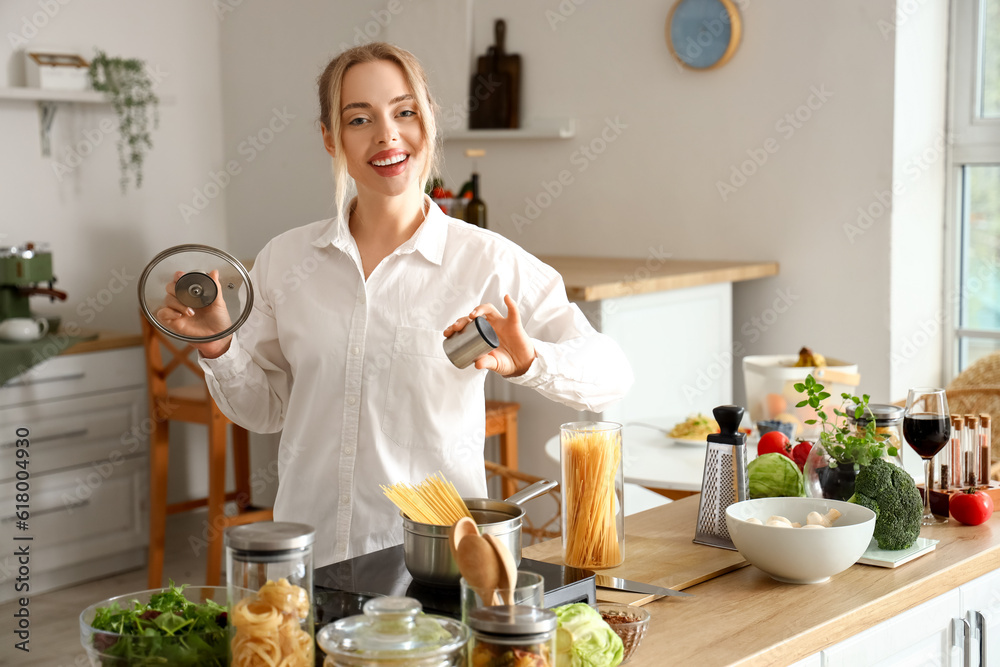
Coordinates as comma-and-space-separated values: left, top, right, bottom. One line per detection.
321, 123, 336, 158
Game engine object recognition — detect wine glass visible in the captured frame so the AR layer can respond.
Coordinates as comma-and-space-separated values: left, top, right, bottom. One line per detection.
903, 388, 951, 526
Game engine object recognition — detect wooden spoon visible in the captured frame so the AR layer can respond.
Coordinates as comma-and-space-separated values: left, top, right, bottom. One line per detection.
484, 534, 517, 605
455, 534, 499, 606
450, 516, 479, 561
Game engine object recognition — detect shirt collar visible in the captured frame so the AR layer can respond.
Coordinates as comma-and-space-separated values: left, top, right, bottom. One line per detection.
311, 195, 447, 266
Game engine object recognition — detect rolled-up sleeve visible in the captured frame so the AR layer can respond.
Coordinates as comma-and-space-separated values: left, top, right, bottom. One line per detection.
199, 248, 291, 434
505, 267, 633, 413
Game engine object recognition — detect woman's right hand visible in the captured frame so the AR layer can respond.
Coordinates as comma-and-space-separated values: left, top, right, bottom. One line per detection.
155, 270, 234, 358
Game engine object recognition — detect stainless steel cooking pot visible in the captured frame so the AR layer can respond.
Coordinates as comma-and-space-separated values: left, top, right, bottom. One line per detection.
402, 479, 558, 586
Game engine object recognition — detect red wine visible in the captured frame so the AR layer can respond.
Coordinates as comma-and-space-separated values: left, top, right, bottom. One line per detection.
903, 414, 951, 458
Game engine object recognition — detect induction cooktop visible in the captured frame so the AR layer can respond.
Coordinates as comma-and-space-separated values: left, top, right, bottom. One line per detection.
313, 544, 596, 620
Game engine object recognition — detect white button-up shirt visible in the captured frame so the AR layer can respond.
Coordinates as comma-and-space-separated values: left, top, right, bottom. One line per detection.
200, 199, 633, 567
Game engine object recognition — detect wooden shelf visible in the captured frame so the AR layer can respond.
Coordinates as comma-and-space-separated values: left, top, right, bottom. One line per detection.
444, 117, 575, 141
0, 87, 106, 103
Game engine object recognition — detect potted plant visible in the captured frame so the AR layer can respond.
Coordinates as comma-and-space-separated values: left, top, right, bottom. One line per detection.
88, 50, 159, 192
795, 374, 900, 501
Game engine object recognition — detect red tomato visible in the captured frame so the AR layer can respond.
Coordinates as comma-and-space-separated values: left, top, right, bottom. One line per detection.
791, 442, 813, 471
757, 431, 792, 458
950, 488, 994, 526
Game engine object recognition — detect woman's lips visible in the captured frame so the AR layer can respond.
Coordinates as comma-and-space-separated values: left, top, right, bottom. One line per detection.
369, 154, 409, 177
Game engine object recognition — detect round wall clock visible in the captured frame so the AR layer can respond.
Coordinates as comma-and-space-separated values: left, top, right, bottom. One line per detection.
666, 0, 742, 71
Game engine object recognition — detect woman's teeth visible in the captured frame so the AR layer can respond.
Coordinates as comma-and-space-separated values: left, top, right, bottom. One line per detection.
371, 154, 407, 167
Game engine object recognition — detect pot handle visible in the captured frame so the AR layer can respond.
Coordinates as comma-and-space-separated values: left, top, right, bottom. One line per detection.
504, 479, 558, 506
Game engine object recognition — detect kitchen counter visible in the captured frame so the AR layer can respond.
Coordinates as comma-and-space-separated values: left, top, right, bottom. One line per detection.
60, 329, 143, 354
522, 495, 1000, 666
537, 256, 779, 302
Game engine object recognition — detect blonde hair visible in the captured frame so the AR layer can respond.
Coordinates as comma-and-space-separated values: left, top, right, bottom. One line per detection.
317, 43, 439, 218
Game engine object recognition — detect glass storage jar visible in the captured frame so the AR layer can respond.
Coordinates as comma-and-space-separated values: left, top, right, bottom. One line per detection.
560, 421, 625, 568
468, 606, 557, 667
225, 522, 316, 667
317, 596, 468, 667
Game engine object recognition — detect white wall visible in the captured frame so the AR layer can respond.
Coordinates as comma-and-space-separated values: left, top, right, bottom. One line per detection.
1, 0, 230, 504
888, 2, 950, 399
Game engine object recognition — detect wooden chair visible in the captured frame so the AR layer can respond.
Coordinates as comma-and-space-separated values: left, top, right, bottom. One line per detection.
484, 460, 561, 545
485, 400, 520, 497
141, 317, 272, 588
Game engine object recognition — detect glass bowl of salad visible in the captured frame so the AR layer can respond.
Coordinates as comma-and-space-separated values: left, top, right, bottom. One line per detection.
79, 584, 230, 666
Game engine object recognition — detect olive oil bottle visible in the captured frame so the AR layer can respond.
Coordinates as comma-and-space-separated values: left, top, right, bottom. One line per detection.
464, 173, 487, 229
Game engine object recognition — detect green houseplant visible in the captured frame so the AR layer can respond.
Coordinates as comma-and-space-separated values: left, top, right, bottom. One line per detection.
88, 50, 159, 192
795, 374, 900, 500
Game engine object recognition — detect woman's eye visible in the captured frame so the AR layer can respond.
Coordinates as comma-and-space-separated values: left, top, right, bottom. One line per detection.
398, 109, 416, 117
347, 117, 367, 126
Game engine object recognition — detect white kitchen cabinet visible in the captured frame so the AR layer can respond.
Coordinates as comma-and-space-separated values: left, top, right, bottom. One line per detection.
959, 568, 1000, 667
788, 653, 823, 667
822, 589, 961, 666
0, 346, 147, 603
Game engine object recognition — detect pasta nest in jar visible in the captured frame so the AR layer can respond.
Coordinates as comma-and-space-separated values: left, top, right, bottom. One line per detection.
231, 578, 313, 667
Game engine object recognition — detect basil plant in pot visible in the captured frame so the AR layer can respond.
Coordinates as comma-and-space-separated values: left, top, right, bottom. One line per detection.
796, 374, 901, 501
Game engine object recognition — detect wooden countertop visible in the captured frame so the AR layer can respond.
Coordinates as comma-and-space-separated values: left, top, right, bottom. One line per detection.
523, 495, 1000, 666
537, 256, 779, 302
60, 329, 142, 355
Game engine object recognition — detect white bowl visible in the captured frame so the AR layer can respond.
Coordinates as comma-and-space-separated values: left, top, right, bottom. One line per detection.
725, 497, 876, 584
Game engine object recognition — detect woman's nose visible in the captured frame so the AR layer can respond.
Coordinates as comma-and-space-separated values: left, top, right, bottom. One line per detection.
376, 117, 399, 144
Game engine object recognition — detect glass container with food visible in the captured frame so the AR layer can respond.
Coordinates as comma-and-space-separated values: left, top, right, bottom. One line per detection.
317, 596, 468, 667
468, 605, 557, 667
560, 421, 625, 569
846, 403, 905, 468
225, 522, 316, 667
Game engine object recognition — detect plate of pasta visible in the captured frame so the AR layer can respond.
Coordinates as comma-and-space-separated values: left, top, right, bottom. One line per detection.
668, 413, 720, 446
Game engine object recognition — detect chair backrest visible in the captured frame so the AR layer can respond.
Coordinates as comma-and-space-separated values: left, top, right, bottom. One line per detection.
484, 460, 561, 545
140, 316, 206, 415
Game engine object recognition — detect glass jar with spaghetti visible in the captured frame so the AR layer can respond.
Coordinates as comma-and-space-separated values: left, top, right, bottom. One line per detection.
225, 522, 316, 667
560, 421, 625, 569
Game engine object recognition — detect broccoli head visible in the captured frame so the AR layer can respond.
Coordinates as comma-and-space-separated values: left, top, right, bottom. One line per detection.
848, 457, 922, 550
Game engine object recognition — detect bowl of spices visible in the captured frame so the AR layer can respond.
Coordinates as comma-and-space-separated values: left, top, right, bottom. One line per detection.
590, 602, 650, 664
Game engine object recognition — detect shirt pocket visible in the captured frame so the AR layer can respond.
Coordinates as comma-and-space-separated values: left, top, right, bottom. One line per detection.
381, 326, 483, 451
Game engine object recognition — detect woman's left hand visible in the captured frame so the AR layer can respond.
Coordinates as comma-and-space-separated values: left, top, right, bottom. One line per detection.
443, 295, 536, 377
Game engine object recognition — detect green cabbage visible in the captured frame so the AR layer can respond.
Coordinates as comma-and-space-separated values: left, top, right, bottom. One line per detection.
553, 603, 624, 667
748, 453, 805, 498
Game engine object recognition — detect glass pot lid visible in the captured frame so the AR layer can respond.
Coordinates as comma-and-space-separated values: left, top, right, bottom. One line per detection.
137, 244, 253, 344
317, 597, 468, 663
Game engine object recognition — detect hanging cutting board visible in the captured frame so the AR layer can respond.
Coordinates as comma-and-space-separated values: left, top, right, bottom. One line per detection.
521, 495, 748, 606
468, 19, 521, 129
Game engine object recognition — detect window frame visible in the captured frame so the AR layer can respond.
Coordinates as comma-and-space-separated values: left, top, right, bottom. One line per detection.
946, 0, 1000, 376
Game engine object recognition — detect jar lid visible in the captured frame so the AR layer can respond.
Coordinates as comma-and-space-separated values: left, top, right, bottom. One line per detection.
317, 597, 468, 662
846, 403, 904, 426
224, 522, 315, 552
474, 316, 499, 348
468, 605, 558, 635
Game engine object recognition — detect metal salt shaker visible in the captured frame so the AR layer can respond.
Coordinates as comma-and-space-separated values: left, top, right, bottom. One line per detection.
443, 316, 499, 368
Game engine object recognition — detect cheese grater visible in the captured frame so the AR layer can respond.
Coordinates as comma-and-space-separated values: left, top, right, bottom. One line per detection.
693, 405, 749, 550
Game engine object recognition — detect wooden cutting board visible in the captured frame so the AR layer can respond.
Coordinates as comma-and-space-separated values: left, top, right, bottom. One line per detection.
522, 495, 748, 605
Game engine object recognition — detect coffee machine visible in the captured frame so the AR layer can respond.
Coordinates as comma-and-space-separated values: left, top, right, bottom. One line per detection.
0, 243, 67, 324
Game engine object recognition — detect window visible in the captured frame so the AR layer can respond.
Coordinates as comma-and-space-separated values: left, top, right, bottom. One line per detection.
949, 0, 1000, 373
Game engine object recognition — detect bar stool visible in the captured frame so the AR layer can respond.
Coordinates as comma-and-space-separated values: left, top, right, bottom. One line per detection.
485, 400, 520, 498
141, 317, 272, 587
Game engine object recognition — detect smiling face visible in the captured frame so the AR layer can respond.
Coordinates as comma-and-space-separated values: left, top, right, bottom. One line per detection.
333, 59, 426, 201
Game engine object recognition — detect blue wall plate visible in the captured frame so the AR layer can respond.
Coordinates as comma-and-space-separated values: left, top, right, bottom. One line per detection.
667, 0, 742, 71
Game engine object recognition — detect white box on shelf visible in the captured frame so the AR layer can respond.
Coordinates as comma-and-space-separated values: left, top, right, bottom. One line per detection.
25, 51, 91, 91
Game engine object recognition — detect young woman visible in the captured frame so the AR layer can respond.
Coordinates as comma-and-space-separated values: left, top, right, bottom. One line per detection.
160, 42, 633, 567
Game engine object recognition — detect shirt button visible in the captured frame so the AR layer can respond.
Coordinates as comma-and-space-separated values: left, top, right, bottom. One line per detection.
341, 494, 349, 504
347, 396, 357, 406
345, 446, 353, 455
352, 346, 360, 355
